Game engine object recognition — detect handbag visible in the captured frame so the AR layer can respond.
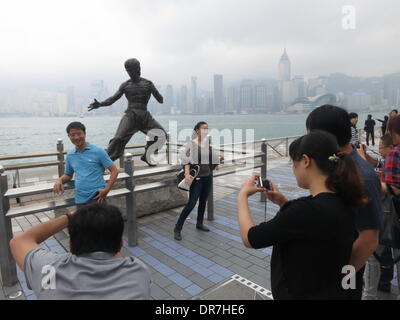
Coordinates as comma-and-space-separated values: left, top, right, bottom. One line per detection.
379, 186, 400, 249
177, 164, 200, 191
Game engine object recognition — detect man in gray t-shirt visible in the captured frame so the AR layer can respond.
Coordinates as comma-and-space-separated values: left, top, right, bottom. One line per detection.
10, 203, 151, 300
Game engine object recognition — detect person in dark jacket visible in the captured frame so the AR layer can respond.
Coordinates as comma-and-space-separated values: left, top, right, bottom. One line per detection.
364, 115, 376, 146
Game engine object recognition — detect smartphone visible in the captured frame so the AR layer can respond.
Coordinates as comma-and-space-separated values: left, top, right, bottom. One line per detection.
257, 177, 271, 190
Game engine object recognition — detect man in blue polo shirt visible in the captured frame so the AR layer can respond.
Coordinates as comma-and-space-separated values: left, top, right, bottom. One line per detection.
53, 122, 119, 205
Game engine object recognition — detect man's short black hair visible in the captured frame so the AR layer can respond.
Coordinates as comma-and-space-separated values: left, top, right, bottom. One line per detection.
306, 105, 351, 147
391, 109, 398, 114
348, 112, 358, 120
381, 134, 393, 147
66, 122, 86, 134
68, 203, 124, 256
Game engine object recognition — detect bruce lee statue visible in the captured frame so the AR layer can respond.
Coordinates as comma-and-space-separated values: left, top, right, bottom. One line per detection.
88, 58, 166, 167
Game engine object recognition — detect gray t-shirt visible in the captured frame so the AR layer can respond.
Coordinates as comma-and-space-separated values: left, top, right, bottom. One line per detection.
180, 140, 220, 177
24, 248, 151, 300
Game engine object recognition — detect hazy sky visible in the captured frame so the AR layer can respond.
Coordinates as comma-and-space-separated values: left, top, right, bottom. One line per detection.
1, 0, 399, 91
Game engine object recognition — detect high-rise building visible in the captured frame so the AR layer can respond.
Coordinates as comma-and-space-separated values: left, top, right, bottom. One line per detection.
384, 73, 400, 107
190, 76, 198, 114
278, 48, 292, 110
213, 74, 224, 114
177, 85, 188, 114
226, 86, 239, 113
278, 48, 291, 82
165, 84, 174, 115
254, 83, 268, 112
240, 80, 253, 112
66, 86, 76, 114
292, 75, 306, 98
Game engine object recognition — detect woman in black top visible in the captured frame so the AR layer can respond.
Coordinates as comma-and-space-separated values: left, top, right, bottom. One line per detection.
237, 130, 367, 299
174, 122, 222, 241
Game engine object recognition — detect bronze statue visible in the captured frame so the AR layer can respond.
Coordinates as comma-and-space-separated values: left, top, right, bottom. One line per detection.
88, 58, 166, 166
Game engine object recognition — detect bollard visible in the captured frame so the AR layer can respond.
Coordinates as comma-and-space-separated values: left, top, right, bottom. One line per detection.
260, 139, 267, 202
285, 137, 289, 157
57, 139, 65, 178
166, 132, 171, 165
119, 157, 124, 170
0, 166, 18, 286
124, 153, 137, 246
207, 135, 214, 221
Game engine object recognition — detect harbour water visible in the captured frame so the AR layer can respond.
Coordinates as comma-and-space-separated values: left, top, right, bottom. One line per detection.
0, 111, 388, 164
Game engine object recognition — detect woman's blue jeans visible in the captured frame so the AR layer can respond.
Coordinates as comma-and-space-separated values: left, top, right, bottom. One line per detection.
176, 175, 212, 227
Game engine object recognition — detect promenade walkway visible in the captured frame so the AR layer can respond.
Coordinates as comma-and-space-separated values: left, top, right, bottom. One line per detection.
1, 157, 398, 300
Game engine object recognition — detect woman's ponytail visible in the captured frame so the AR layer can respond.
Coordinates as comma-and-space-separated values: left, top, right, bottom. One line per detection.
289, 131, 368, 207
325, 153, 368, 207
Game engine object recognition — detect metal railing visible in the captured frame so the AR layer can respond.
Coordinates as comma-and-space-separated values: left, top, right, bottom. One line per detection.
0, 138, 268, 287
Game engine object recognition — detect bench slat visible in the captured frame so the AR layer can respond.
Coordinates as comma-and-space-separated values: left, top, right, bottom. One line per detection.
134, 181, 172, 193
6, 188, 131, 218
5, 173, 130, 198
133, 165, 181, 178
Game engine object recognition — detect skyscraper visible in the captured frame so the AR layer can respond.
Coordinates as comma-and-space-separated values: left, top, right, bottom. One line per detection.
239, 80, 254, 112
178, 85, 188, 114
254, 83, 268, 112
278, 48, 291, 82
165, 84, 174, 115
226, 86, 239, 113
66, 86, 76, 114
278, 48, 292, 110
213, 74, 224, 114
190, 76, 198, 114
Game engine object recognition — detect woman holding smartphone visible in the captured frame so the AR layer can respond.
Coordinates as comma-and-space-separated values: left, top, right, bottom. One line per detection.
237, 130, 367, 299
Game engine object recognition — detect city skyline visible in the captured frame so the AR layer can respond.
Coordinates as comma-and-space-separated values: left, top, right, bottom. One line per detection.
2, 48, 400, 117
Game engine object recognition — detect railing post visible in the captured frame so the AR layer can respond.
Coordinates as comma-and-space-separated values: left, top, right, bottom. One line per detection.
260, 139, 267, 202
124, 153, 137, 246
285, 137, 289, 157
0, 166, 18, 286
207, 135, 214, 221
119, 157, 124, 170
166, 132, 171, 165
57, 139, 64, 178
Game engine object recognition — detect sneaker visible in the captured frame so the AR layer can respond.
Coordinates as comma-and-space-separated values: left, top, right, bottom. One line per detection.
196, 223, 210, 232
174, 225, 182, 241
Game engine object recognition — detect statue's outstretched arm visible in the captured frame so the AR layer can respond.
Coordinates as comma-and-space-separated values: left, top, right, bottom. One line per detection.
88, 84, 124, 111
151, 82, 163, 104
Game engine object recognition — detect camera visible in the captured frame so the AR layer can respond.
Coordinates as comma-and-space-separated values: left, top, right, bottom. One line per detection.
257, 177, 271, 190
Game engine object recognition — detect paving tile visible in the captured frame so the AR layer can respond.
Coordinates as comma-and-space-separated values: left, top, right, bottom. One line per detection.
171, 263, 195, 278
189, 264, 214, 278
209, 264, 234, 278
228, 256, 252, 269
209, 256, 234, 268
185, 284, 203, 296
150, 284, 170, 300
164, 284, 192, 300
151, 272, 173, 288
174, 255, 196, 267
208, 274, 225, 284
248, 264, 268, 277
140, 255, 161, 267
152, 264, 176, 277
187, 273, 215, 290
169, 273, 193, 289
